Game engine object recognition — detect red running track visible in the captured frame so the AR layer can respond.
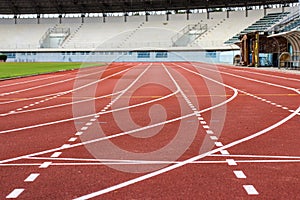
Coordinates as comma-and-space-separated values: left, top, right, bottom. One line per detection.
0, 62, 299, 199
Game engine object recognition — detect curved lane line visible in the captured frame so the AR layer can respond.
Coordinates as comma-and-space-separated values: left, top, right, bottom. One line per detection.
73, 63, 300, 200
0, 64, 134, 105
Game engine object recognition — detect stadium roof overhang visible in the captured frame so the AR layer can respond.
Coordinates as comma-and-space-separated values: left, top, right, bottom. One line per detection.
0, 0, 298, 15
269, 30, 300, 52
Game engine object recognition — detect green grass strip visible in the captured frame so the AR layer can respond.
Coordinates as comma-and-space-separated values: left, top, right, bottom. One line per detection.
0, 62, 104, 79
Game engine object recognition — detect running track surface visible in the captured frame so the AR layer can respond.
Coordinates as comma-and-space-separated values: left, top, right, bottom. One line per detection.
0, 62, 299, 199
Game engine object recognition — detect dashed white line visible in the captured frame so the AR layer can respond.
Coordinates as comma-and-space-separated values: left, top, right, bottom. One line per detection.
210, 136, 218, 140
233, 171, 247, 179
243, 185, 259, 195
61, 144, 71, 148
50, 152, 62, 158
68, 137, 78, 142
203, 125, 210, 129
86, 122, 93, 126
81, 127, 88, 131
39, 162, 52, 168
206, 130, 214, 134
226, 159, 237, 166
24, 173, 40, 182
75, 132, 83, 136
214, 142, 223, 147
6, 188, 25, 199
220, 150, 230, 155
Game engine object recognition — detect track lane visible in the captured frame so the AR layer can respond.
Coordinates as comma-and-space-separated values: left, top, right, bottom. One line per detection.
0, 62, 299, 199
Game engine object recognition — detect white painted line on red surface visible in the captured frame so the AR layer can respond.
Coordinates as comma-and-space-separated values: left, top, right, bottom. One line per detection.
198, 117, 204, 120
50, 152, 62, 158
206, 130, 214, 134
75, 132, 83, 136
211, 154, 300, 159
61, 144, 71, 148
86, 122, 93, 126
68, 137, 77, 142
243, 185, 259, 195
203, 125, 210, 129
215, 142, 223, 147
220, 150, 230, 155
39, 162, 52, 168
24, 173, 40, 182
233, 171, 246, 179
200, 121, 207, 124
90, 118, 97, 122
6, 188, 25, 199
282, 107, 288, 110
226, 159, 237, 166
210, 136, 218, 140
81, 127, 88, 131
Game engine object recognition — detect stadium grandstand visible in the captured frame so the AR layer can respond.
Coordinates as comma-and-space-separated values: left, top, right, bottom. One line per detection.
0, 0, 299, 66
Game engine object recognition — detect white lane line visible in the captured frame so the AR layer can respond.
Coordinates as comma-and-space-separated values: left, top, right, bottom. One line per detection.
4, 158, 300, 167
39, 162, 52, 168
0, 74, 66, 89
223, 65, 300, 82
24, 173, 40, 182
0, 89, 178, 133
50, 152, 62, 158
6, 189, 25, 199
75, 132, 83, 136
226, 159, 237, 166
90, 118, 97, 122
81, 127, 88, 131
212, 154, 300, 159
214, 142, 223, 147
86, 122, 93, 126
0, 65, 123, 98
61, 144, 71, 148
68, 137, 78, 142
210, 136, 218, 140
0, 66, 132, 106
233, 171, 247, 179
200, 121, 207, 124
243, 185, 259, 195
206, 130, 214, 134
220, 150, 230, 155
203, 125, 210, 129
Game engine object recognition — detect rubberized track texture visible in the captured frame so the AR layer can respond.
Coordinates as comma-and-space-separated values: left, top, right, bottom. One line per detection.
0, 62, 299, 199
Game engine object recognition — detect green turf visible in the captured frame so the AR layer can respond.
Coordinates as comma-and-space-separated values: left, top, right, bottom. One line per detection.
0, 62, 104, 79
